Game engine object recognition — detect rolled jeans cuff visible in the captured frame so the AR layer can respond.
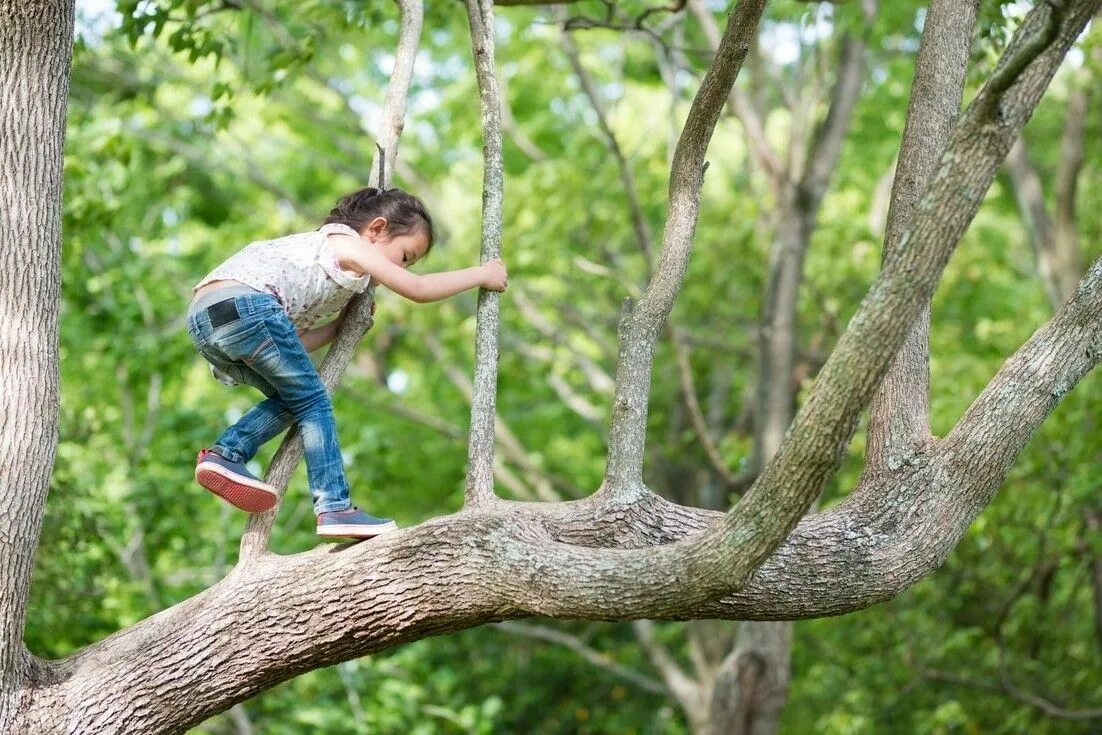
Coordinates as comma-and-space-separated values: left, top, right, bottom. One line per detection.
314, 498, 353, 514
209, 444, 244, 464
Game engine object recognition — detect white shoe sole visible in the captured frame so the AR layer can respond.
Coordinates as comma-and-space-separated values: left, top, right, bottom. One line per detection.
317, 521, 399, 538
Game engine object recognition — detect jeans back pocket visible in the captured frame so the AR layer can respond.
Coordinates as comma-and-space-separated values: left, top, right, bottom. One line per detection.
211, 320, 273, 364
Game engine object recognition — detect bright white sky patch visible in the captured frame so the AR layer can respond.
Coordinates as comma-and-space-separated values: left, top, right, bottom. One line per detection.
387, 369, 409, 394
76, 0, 120, 42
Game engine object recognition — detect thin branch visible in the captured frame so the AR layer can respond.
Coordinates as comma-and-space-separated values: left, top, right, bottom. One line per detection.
632, 620, 702, 710
560, 22, 655, 264
671, 334, 743, 489
919, 667, 1102, 720
239, 0, 423, 560
463, 0, 506, 508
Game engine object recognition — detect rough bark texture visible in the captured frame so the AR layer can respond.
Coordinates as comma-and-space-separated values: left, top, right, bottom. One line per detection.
865, 0, 978, 478
463, 0, 506, 507
0, 1, 74, 730
6, 1, 1102, 732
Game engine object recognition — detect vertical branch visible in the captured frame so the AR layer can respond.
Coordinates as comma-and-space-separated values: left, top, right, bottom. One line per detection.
239, 0, 423, 560
463, 0, 505, 508
864, 0, 978, 477
561, 17, 740, 488
603, 0, 766, 494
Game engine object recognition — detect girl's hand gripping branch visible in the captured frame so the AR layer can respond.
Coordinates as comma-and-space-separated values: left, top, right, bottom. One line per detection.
480, 258, 508, 292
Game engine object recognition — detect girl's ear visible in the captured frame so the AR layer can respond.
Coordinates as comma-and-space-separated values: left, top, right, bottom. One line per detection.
363, 216, 389, 242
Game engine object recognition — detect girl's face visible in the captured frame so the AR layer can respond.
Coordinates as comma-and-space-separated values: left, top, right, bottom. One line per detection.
360, 217, 430, 269
378, 229, 430, 269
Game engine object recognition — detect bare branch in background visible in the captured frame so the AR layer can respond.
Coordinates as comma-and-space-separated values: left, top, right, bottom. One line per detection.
633, 621, 702, 712
1005, 75, 1090, 309
496, 621, 666, 694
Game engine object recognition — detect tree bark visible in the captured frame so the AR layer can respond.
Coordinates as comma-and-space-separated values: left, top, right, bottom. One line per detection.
0, 1, 74, 729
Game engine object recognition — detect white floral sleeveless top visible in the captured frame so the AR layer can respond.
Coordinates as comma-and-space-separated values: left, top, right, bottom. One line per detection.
193, 223, 371, 329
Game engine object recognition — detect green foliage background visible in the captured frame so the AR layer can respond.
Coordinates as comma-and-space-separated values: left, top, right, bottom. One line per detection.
26, 0, 1101, 732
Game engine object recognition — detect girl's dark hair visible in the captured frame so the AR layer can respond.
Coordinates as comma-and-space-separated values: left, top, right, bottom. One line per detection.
324, 187, 435, 254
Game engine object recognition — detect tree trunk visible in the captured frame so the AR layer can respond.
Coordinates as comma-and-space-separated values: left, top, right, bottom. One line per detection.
0, 1, 74, 729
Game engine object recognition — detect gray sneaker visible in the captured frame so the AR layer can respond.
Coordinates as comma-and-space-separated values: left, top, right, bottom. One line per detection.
195, 449, 277, 512
317, 507, 398, 539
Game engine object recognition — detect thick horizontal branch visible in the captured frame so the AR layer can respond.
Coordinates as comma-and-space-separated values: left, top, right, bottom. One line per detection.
25, 288, 1100, 732
22, 245, 1100, 727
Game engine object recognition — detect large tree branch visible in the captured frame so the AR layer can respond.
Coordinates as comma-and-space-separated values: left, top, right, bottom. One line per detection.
864, 0, 978, 477
20, 242, 1101, 728
941, 256, 1102, 500
239, 0, 423, 560
24, 277, 1101, 731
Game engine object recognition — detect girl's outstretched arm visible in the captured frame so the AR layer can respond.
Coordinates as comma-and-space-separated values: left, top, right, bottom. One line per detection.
335, 238, 507, 303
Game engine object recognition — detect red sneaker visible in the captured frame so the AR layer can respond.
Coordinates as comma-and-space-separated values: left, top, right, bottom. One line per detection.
195, 449, 278, 512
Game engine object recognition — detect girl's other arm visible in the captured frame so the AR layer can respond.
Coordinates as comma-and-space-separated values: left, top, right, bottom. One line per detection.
297, 296, 372, 352
297, 320, 340, 353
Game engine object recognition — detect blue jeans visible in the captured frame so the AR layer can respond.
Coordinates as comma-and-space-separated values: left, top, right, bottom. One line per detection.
186, 292, 351, 514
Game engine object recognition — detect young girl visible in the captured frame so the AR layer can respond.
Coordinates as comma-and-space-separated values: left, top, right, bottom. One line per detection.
186, 187, 507, 539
